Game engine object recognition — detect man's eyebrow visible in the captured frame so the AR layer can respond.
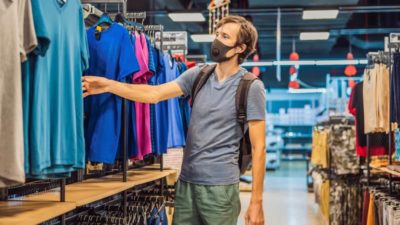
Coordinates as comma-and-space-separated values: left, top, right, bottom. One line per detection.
219, 30, 231, 37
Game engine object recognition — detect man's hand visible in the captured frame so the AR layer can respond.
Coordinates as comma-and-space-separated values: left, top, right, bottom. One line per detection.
82, 76, 111, 97
245, 201, 264, 225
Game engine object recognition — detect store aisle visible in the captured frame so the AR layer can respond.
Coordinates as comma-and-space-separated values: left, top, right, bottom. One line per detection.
238, 161, 325, 225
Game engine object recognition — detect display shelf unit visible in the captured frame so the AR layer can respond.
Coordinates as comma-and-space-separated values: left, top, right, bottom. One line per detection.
281, 134, 313, 138
0, 165, 177, 225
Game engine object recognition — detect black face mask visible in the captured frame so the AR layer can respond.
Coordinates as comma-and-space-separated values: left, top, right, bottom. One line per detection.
210, 39, 237, 63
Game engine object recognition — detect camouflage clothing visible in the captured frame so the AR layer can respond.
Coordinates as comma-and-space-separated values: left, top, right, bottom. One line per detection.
329, 125, 360, 175
329, 180, 363, 225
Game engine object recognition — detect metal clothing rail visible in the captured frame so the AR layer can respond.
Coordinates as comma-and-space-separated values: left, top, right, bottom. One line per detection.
365, 34, 400, 191
81, 0, 127, 15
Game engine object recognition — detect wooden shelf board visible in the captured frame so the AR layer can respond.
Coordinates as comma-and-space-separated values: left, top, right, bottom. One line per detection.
380, 167, 400, 176
12, 166, 177, 207
0, 165, 178, 224
0, 201, 75, 225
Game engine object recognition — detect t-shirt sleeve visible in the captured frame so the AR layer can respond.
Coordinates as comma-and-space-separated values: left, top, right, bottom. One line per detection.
174, 66, 201, 97
118, 30, 140, 80
31, 0, 50, 56
19, 0, 37, 62
247, 79, 266, 121
78, 7, 89, 72
348, 87, 356, 116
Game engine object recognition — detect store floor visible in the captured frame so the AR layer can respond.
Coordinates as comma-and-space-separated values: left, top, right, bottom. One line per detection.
238, 161, 324, 225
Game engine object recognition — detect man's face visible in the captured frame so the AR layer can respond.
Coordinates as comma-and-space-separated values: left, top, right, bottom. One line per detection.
215, 22, 244, 58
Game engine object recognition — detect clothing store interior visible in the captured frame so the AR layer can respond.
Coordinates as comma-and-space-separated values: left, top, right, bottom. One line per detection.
3, 0, 400, 225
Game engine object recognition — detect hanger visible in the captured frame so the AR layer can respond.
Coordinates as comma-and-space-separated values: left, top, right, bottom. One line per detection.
95, 13, 113, 27
114, 13, 145, 32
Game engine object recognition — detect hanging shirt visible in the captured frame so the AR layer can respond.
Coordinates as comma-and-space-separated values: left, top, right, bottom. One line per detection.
85, 23, 139, 164
177, 62, 191, 138
0, 0, 37, 186
164, 54, 186, 148
131, 32, 153, 160
147, 39, 158, 154
349, 82, 388, 157
391, 53, 400, 125
22, 0, 89, 178
149, 50, 170, 155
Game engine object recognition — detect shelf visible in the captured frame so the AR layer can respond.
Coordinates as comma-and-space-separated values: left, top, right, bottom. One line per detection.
282, 147, 311, 151
10, 165, 177, 207
282, 135, 312, 138
272, 124, 315, 127
0, 201, 75, 225
281, 156, 309, 161
0, 165, 177, 225
370, 165, 400, 177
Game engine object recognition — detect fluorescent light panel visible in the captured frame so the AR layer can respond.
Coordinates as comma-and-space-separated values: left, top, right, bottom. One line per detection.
168, 12, 205, 22
273, 60, 315, 66
300, 32, 330, 40
288, 88, 327, 94
302, 10, 339, 20
191, 34, 215, 42
315, 60, 359, 65
239, 60, 367, 67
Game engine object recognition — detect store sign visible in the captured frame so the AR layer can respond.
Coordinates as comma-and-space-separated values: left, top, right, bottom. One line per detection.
156, 31, 188, 54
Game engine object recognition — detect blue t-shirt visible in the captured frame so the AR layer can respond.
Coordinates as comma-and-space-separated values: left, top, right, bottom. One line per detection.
22, 0, 89, 177
85, 23, 139, 163
149, 50, 170, 155
177, 63, 191, 137
164, 54, 186, 148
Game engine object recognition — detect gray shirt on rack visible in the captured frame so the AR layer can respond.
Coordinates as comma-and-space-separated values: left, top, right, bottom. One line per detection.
175, 65, 266, 185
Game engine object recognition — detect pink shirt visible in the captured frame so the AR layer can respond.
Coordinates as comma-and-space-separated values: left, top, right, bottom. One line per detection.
132, 32, 153, 160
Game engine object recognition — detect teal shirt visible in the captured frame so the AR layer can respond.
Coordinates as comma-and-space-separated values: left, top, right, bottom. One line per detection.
23, 0, 89, 177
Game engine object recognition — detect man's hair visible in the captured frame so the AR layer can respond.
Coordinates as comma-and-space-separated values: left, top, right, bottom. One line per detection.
216, 15, 258, 64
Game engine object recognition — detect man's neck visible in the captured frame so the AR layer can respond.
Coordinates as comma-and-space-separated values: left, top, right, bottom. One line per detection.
215, 59, 241, 82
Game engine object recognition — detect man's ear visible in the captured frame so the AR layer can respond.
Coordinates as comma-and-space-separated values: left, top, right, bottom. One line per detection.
236, 43, 246, 54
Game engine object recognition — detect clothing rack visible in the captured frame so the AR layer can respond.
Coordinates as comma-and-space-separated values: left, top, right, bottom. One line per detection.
144, 24, 164, 52
365, 34, 400, 192
0, 5, 174, 225
81, 0, 127, 15
313, 116, 359, 225
186, 54, 207, 65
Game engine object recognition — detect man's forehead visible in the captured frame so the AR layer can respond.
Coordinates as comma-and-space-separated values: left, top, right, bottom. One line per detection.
218, 22, 240, 34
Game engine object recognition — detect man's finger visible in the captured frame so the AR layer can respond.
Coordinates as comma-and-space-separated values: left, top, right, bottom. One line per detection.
83, 92, 90, 98
245, 214, 250, 225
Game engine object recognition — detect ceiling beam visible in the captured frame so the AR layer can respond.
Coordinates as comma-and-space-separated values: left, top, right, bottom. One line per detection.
143, 5, 400, 17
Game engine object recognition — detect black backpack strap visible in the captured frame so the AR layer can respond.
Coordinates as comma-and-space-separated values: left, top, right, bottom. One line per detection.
190, 64, 217, 107
235, 72, 258, 131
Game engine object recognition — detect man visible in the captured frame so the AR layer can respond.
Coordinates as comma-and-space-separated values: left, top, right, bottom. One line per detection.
83, 15, 266, 225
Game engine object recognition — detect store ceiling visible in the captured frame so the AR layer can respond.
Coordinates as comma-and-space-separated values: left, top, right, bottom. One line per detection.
123, 0, 400, 87
249, 0, 359, 7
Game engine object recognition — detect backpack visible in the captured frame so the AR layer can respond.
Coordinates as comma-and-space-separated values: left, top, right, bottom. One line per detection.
190, 64, 258, 175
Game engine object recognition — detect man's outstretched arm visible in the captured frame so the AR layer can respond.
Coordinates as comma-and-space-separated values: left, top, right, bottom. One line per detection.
82, 76, 184, 103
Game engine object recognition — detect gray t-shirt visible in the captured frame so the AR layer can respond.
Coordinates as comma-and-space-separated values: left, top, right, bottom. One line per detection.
0, 0, 37, 187
175, 65, 266, 185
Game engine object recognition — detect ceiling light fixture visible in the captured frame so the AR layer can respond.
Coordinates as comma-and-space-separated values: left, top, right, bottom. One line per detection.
300, 32, 330, 41
168, 12, 205, 22
302, 10, 339, 20
191, 34, 215, 42
288, 88, 327, 94
237, 59, 367, 67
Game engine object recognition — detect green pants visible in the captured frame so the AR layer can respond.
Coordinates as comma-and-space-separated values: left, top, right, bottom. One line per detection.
172, 180, 241, 225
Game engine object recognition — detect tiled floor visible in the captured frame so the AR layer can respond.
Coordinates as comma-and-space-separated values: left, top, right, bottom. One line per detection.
238, 161, 325, 225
